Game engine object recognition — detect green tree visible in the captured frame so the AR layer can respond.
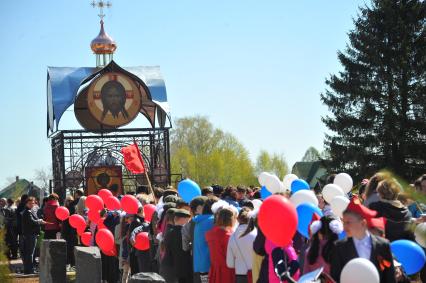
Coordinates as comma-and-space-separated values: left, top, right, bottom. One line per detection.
170, 116, 256, 186
301, 147, 321, 162
255, 150, 288, 179
321, 0, 426, 181
256, 151, 272, 174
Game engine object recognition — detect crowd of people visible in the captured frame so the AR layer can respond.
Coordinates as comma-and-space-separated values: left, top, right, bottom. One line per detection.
0, 172, 425, 283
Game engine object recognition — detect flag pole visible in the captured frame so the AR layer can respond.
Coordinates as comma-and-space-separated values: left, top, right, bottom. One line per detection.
144, 170, 157, 205
133, 139, 157, 205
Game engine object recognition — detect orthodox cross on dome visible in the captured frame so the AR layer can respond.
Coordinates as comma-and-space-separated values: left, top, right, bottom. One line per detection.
90, 0, 115, 67
91, 0, 112, 21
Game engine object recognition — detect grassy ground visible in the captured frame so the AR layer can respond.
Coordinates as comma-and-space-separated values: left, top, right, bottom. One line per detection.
0, 229, 12, 283
11, 273, 75, 283
0, 228, 77, 283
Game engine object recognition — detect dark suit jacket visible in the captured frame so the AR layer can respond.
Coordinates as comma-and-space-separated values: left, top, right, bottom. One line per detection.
163, 225, 192, 279
21, 208, 41, 236
331, 235, 396, 283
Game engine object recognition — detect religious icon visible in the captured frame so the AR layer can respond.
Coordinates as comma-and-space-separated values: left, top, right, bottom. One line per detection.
100, 80, 129, 121
87, 72, 142, 127
85, 165, 123, 195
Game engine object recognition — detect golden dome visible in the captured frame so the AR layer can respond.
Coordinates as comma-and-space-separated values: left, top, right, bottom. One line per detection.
90, 20, 117, 54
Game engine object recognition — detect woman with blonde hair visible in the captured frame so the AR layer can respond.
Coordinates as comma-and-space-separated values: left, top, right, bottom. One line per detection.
76, 196, 87, 217
364, 172, 386, 207
369, 179, 414, 241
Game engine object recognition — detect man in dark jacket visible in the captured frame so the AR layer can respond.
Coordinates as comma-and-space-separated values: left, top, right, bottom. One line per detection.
21, 197, 46, 274
163, 209, 192, 283
331, 197, 396, 283
16, 194, 28, 262
130, 218, 151, 274
128, 206, 148, 275
5, 198, 18, 259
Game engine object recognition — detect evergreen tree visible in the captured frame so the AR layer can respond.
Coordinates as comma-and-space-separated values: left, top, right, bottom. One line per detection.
321, 0, 426, 181
301, 147, 321, 162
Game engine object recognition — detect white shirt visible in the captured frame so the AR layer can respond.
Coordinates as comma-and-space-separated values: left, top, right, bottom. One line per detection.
353, 232, 372, 260
226, 224, 257, 275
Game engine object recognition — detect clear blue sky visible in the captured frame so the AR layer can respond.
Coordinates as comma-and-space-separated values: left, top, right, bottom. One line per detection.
0, 0, 367, 186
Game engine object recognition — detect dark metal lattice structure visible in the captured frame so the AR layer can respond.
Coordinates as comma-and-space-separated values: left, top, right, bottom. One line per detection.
51, 127, 171, 200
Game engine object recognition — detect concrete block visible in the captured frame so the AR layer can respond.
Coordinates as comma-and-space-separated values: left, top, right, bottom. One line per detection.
129, 272, 166, 283
74, 246, 102, 283
39, 239, 67, 283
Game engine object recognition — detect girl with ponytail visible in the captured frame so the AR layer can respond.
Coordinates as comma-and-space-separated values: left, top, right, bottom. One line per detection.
303, 215, 343, 275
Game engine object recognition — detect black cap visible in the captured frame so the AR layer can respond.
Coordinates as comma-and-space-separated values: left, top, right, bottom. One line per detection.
163, 195, 179, 203
163, 189, 178, 198
189, 196, 208, 211
162, 202, 177, 212
166, 208, 178, 216
174, 209, 191, 218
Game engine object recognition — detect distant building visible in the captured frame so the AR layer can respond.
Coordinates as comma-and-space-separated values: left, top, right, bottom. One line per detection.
0, 176, 46, 200
291, 161, 328, 193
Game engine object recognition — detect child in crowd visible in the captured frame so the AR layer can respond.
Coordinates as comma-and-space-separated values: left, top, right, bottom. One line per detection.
162, 209, 192, 283
206, 206, 237, 283
331, 196, 396, 283
226, 207, 257, 283
304, 215, 342, 276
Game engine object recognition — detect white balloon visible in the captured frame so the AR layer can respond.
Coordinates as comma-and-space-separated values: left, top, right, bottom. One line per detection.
290, 190, 318, 208
279, 181, 286, 193
258, 172, 272, 187
341, 258, 379, 283
330, 196, 350, 217
251, 199, 263, 210
283, 174, 298, 190
265, 174, 282, 194
334, 173, 353, 193
322, 184, 345, 203
415, 223, 426, 248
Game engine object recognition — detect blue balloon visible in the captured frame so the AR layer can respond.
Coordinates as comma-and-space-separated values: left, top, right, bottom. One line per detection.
177, 179, 201, 203
291, 179, 310, 194
338, 230, 346, 240
296, 202, 323, 238
391, 240, 426, 275
260, 186, 272, 200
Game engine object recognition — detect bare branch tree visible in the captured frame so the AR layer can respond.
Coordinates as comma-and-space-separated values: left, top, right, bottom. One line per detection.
33, 167, 52, 191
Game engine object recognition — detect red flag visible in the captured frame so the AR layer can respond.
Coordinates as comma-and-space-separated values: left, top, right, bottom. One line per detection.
121, 142, 145, 174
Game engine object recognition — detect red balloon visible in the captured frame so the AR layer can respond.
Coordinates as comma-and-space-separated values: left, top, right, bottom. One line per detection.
97, 218, 107, 230
102, 246, 117, 257
69, 214, 87, 231
77, 226, 85, 236
81, 232, 92, 246
105, 196, 121, 211
258, 195, 298, 247
95, 228, 115, 251
55, 206, 69, 221
134, 232, 150, 251
98, 189, 113, 202
143, 204, 156, 222
88, 209, 101, 223
121, 195, 140, 214
86, 195, 104, 211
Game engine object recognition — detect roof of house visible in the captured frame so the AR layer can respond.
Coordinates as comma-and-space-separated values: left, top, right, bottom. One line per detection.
291, 161, 328, 187
0, 179, 46, 200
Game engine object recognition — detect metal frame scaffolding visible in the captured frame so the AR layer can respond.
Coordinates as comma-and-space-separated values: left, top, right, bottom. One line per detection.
50, 127, 172, 200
